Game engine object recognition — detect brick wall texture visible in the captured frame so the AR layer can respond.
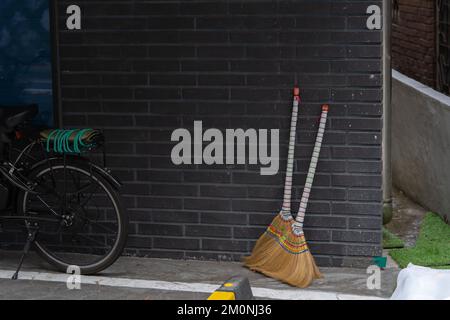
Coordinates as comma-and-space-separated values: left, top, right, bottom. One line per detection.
57, 0, 383, 267
392, 0, 436, 87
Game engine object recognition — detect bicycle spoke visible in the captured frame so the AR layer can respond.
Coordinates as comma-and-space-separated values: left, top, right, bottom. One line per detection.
69, 169, 81, 189
70, 191, 117, 234
78, 210, 117, 235
33, 177, 61, 198
73, 184, 101, 212
71, 232, 108, 248
71, 182, 96, 196
36, 195, 62, 218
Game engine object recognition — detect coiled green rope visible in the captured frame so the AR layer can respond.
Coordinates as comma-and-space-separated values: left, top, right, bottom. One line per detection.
45, 128, 95, 153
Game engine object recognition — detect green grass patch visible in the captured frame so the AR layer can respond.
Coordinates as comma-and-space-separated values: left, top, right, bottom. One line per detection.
383, 227, 404, 249
389, 213, 450, 269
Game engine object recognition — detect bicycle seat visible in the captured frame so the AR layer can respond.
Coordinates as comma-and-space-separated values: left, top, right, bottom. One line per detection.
0, 104, 38, 130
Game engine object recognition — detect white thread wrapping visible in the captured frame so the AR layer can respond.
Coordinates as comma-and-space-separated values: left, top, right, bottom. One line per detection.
295, 108, 329, 225
281, 97, 299, 215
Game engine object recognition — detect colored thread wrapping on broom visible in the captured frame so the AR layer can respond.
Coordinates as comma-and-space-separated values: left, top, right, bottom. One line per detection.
264, 215, 309, 255
45, 128, 94, 153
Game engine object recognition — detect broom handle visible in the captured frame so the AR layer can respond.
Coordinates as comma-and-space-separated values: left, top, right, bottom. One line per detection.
281, 87, 300, 214
295, 105, 329, 226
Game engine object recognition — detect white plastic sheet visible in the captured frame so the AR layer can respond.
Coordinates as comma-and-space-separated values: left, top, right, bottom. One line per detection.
391, 263, 450, 300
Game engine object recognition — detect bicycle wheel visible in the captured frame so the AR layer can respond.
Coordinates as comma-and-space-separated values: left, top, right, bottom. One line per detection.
16, 157, 128, 274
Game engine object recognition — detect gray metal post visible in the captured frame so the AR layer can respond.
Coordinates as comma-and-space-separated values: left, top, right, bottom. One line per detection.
382, 0, 393, 224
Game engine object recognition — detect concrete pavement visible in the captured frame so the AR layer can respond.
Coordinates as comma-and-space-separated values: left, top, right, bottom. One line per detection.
0, 250, 398, 300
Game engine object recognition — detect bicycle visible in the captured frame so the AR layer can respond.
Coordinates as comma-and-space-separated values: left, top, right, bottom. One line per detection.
0, 104, 128, 279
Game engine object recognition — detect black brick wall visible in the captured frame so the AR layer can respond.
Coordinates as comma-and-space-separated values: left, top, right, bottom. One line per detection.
56, 0, 383, 267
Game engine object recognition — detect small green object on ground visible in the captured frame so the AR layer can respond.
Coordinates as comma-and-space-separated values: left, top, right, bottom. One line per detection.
373, 256, 387, 268
383, 227, 405, 249
389, 213, 450, 269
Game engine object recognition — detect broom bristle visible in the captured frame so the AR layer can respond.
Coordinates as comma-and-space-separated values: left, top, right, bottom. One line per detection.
244, 212, 322, 288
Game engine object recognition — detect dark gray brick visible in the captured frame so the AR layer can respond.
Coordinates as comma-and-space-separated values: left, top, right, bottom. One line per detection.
152, 211, 199, 224
186, 225, 232, 238
309, 243, 346, 256
200, 185, 247, 198
348, 217, 382, 230
304, 216, 347, 229
304, 229, 332, 241
153, 237, 200, 251
137, 197, 183, 210
233, 227, 266, 239
332, 230, 382, 244
202, 239, 248, 252
348, 189, 383, 202
201, 212, 248, 225
332, 202, 382, 216
138, 223, 183, 237
184, 198, 231, 212
346, 245, 382, 257
332, 174, 382, 188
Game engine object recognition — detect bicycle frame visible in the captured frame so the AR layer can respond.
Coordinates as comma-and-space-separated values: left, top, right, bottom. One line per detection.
0, 131, 122, 224
0, 138, 65, 224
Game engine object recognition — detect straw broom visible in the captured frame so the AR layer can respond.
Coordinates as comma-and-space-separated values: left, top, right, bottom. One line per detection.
244, 100, 329, 288
244, 86, 304, 283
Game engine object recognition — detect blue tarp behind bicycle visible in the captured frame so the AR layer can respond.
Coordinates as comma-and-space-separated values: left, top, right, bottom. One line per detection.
0, 0, 54, 126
